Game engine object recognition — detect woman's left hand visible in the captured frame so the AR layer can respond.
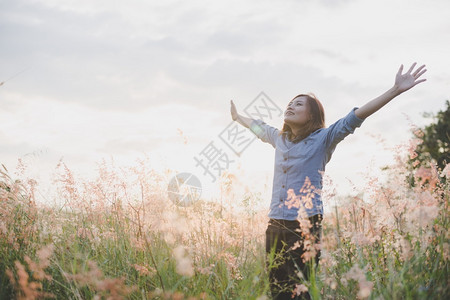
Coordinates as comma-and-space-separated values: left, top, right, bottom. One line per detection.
394, 62, 427, 94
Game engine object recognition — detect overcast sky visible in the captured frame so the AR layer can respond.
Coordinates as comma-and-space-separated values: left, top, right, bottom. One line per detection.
1, 0, 449, 206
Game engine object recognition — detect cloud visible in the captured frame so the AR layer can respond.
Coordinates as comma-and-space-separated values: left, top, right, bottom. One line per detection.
1, 0, 450, 198
98, 137, 167, 155
0, 139, 35, 159
0, 0, 291, 111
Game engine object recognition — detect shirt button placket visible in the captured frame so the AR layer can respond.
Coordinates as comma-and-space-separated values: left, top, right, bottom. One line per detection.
282, 167, 287, 202
282, 154, 288, 208
282, 158, 287, 202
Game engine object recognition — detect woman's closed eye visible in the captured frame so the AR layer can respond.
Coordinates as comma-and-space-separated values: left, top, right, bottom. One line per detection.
287, 102, 302, 108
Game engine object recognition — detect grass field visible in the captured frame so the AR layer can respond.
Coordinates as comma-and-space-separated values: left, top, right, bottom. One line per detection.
1, 145, 448, 299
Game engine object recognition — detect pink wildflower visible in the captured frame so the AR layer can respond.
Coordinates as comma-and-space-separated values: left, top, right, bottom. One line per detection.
293, 284, 308, 296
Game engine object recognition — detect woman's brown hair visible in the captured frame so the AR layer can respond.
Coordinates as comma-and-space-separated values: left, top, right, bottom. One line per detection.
280, 93, 325, 143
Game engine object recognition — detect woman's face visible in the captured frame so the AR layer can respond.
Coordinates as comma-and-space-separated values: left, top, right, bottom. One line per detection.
284, 96, 311, 127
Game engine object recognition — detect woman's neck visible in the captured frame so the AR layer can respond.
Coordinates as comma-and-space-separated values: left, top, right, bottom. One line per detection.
289, 125, 302, 138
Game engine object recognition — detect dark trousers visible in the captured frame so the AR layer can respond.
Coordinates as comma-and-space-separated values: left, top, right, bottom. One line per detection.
265, 215, 322, 300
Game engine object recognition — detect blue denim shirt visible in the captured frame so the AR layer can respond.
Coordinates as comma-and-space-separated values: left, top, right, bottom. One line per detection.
250, 108, 364, 220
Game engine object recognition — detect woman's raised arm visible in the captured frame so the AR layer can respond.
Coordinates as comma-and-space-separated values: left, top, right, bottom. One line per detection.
355, 62, 427, 119
230, 100, 255, 128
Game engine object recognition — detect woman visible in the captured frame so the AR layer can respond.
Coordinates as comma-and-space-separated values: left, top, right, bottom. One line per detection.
230, 63, 427, 299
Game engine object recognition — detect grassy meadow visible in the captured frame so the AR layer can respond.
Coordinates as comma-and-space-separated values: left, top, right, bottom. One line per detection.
0, 140, 448, 299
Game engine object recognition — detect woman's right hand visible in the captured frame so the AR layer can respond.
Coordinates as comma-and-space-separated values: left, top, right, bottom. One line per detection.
230, 100, 239, 121
230, 100, 255, 128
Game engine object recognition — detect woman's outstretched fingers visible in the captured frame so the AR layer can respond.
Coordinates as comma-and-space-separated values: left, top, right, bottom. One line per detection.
394, 62, 427, 93
414, 64, 427, 85
230, 100, 238, 121
407, 62, 417, 74
414, 77, 427, 86
417, 69, 427, 79
413, 64, 427, 78
397, 64, 404, 75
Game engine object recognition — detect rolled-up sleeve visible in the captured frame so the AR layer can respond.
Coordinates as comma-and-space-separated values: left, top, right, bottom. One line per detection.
325, 107, 365, 148
250, 119, 279, 148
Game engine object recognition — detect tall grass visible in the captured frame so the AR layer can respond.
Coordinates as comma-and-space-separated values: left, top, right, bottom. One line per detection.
0, 143, 448, 299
